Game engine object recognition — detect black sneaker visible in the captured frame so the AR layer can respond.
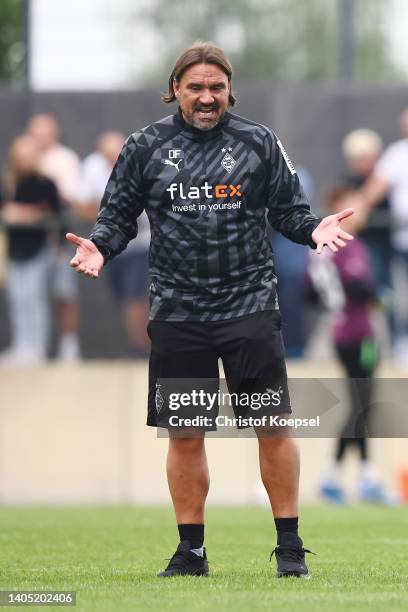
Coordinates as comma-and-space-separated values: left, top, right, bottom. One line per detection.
157, 541, 209, 577
270, 533, 315, 578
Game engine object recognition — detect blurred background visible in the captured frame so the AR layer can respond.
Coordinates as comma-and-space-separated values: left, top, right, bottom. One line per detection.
0, 0, 407, 506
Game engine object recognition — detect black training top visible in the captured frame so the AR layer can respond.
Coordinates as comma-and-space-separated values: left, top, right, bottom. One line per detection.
90, 109, 320, 321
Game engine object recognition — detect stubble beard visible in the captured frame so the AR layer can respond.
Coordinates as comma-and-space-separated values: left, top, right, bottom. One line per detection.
191, 115, 220, 131
183, 104, 225, 131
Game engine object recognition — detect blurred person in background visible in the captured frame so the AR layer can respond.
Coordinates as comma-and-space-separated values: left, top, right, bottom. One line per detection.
361, 109, 408, 362
0, 134, 60, 365
308, 186, 392, 504
271, 166, 317, 358
77, 131, 150, 358
27, 113, 81, 361
76, 132, 126, 222
342, 129, 394, 345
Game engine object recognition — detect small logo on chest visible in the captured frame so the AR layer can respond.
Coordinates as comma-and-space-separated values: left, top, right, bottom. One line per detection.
221, 147, 236, 173
162, 148, 183, 172
163, 158, 183, 171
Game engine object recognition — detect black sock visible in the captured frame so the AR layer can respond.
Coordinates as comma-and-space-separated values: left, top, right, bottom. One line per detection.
336, 437, 354, 461
355, 437, 367, 461
178, 524, 204, 549
274, 517, 298, 545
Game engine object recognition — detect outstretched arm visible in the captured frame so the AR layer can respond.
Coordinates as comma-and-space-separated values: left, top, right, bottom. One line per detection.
265, 131, 354, 253
66, 232, 104, 278
66, 134, 145, 278
311, 207, 354, 254
265, 131, 321, 248
88, 134, 145, 262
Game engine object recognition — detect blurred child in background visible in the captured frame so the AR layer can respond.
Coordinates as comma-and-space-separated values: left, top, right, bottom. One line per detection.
308, 186, 392, 504
0, 134, 60, 364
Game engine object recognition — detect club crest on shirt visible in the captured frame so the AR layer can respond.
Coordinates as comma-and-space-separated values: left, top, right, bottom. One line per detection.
221, 147, 236, 173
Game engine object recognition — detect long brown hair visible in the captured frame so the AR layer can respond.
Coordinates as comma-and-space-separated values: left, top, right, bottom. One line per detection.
162, 41, 236, 106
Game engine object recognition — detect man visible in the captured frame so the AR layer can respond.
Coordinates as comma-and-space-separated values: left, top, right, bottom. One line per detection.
361, 108, 408, 362
66, 42, 353, 578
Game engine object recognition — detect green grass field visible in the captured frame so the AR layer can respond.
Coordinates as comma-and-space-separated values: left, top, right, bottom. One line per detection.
0, 505, 407, 611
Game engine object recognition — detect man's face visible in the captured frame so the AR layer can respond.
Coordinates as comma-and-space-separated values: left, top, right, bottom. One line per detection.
174, 63, 230, 131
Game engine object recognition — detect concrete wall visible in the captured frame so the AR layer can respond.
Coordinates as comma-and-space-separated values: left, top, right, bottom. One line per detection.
0, 361, 405, 505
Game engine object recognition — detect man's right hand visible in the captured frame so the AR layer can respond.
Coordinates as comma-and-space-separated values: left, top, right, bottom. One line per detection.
66, 232, 104, 279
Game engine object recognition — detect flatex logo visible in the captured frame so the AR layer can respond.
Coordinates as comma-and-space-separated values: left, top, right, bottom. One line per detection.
162, 149, 183, 172
166, 181, 241, 201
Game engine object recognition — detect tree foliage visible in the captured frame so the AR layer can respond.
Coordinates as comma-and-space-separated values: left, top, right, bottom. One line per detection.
0, 0, 24, 82
133, 0, 405, 84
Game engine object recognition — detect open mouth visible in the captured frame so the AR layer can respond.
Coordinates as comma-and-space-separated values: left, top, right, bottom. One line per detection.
195, 108, 217, 118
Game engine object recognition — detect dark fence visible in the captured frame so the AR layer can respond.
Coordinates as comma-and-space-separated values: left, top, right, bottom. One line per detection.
1, 81, 408, 193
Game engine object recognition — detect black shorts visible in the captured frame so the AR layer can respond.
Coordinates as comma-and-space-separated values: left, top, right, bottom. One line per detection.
147, 310, 291, 430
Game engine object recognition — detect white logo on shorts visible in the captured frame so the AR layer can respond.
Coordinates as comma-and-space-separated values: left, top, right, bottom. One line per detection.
265, 386, 283, 406
155, 382, 164, 413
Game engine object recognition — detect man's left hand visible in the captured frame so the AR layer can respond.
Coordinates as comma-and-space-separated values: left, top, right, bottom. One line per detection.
311, 208, 354, 254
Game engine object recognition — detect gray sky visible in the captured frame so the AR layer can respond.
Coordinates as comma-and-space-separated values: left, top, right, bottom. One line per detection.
31, 0, 158, 90
388, 0, 408, 72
